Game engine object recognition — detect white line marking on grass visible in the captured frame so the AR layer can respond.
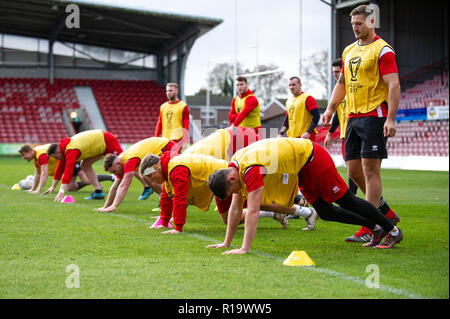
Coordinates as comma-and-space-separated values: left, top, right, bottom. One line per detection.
0, 183, 433, 299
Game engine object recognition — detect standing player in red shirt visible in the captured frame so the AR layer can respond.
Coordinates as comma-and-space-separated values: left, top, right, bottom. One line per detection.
229, 76, 263, 140
278, 77, 320, 141
322, 5, 401, 247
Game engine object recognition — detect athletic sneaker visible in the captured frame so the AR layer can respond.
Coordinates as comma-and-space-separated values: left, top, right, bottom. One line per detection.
273, 213, 289, 229
84, 191, 105, 200
302, 207, 318, 231
375, 227, 403, 249
138, 188, 153, 200
345, 213, 400, 242
345, 227, 372, 242
363, 227, 386, 247
389, 211, 401, 225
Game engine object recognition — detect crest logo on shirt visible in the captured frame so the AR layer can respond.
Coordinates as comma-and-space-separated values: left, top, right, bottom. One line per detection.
166, 110, 173, 129
349, 57, 362, 81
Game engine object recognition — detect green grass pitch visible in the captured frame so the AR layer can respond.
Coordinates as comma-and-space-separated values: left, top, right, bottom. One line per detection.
0, 155, 448, 299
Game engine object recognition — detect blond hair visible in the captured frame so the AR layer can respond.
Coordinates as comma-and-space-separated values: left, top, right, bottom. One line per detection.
166, 82, 179, 89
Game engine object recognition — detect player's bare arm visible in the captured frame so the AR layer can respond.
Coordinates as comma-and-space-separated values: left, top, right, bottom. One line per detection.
206, 192, 244, 250
383, 72, 401, 137
223, 186, 263, 255
97, 176, 122, 211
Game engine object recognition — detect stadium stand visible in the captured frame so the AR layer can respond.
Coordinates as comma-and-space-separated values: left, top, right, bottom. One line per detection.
0, 77, 166, 144
324, 67, 449, 158
0, 78, 76, 143
86, 79, 166, 143
399, 70, 449, 109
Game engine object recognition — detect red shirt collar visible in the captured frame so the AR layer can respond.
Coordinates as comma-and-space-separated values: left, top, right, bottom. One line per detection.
168, 99, 180, 104
238, 89, 254, 98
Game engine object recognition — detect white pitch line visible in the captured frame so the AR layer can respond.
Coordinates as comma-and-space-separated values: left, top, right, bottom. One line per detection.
0, 184, 434, 299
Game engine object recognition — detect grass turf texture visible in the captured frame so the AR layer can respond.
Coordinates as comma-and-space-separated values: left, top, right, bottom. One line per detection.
0, 155, 448, 299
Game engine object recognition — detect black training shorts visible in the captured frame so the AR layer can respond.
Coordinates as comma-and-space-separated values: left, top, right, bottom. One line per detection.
344, 116, 388, 161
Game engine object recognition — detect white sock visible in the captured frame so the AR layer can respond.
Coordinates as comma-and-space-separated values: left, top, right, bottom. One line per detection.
259, 210, 275, 218
390, 226, 399, 236
294, 204, 311, 218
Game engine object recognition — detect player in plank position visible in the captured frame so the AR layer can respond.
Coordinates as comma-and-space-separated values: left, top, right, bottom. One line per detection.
184, 126, 317, 230
45, 129, 123, 202
97, 137, 179, 213
19, 143, 113, 194
206, 138, 403, 254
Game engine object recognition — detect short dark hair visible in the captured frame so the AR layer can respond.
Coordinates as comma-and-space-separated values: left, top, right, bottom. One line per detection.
289, 76, 301, 83
332, 58, 342, 67
47, 143, 59, 156
103, 154, 117, 171
350, 4, 374, 18
207, 169, 231, 201
236, 76, 247, 83
19, 144, 33, 154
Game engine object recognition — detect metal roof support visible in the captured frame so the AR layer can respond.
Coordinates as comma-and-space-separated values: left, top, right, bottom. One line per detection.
48, 15, 67, 85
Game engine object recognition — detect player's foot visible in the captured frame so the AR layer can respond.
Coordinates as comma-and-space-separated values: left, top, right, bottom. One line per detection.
273, 213, 288, 229
302, 207, 318, 231
84, 191, 105, 200
389, 211, 400, 225
345, 226, 372, 242
363, 226, 386, 247
138, 188, 153, 200
151, 217, 174, 229
375, 227, 403, 249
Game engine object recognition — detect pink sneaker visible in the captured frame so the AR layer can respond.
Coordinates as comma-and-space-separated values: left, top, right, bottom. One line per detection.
151, 217, 173, 228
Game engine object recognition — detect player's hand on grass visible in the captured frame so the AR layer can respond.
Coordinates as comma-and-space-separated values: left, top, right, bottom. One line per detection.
97, 205, 116, 213
161, 229, 182, 235
205, 242, 229, 249
42, 187, 54, 195
222, 248, 248, 255
54, 192, 64, 202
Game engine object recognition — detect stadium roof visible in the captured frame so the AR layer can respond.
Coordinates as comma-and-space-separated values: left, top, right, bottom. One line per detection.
0, 0, 223, 54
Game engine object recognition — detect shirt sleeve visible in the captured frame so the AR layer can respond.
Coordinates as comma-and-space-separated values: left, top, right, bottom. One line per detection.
61, 149, 81, 185
379, 50, 398, 76
53, 160, 64, 180
169, 166, 190, 232
243, 165, 265, 193
122, 158, 140, 177
233, 95, 259, 126
305, 96, 318, 112
159, 184, 174, 226
229, 98, 237, 125
182, 106, 190, 144
155, 112, 162, 137
37, 153, 49, 166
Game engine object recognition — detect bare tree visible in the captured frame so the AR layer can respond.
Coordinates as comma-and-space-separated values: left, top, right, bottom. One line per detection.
302, 50, 329, 99
206, 62, 285, 106
207, 62, 244, 96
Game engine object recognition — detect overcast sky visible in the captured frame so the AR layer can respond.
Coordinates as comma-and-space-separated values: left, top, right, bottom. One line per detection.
78, 0, 332, 98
